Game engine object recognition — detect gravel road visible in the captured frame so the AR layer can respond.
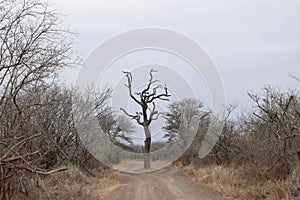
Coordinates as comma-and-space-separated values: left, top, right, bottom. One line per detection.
106, 161, 223, 200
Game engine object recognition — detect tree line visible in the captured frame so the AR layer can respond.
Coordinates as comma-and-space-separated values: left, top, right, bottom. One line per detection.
0, 0, 134, 198
163, 85, 300, 180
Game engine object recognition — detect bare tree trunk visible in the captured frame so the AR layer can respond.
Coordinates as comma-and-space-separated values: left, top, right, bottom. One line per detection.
121, 69, 170, 169
144, 125, 151, 169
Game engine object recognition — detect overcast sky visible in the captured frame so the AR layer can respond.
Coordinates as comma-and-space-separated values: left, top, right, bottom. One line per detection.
50, 0, 300, 116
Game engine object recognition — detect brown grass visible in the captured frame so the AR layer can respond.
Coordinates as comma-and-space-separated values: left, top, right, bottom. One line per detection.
183, 165, 300, 200
12, 166, 122, 200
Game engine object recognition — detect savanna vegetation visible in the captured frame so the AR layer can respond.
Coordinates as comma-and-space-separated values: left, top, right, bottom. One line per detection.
0, 1, 129, 199
1, 0, 299, 199
164, 86, 300, 199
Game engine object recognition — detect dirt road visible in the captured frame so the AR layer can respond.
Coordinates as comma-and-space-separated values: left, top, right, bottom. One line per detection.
106, 161, 223, 200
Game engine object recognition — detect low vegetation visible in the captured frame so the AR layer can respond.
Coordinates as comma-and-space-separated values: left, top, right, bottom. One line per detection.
11, 166, 121, 200
183, 164, 300, 199
165, 85, 300, 199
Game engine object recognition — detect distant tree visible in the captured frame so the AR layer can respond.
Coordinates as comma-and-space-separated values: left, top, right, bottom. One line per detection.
163, 98, 210, 165
73, 88, 135, 166
111, 115, 136, 144
121, 69, 170, 169
98, 110, 135, 145
163, 98, 206, 143
208, 105, 239, 166
95, 89, 135, 145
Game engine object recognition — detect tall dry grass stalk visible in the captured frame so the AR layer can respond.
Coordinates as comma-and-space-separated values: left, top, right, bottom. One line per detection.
11, 166, 122, 200
183, 165, 300, 200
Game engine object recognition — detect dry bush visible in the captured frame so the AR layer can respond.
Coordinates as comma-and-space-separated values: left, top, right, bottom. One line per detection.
11, 166, 122, 200
183, 165, 300, 200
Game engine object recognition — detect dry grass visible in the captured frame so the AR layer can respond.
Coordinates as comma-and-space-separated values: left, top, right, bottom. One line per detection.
12, 166, 122, 200
183, 165, 300, 200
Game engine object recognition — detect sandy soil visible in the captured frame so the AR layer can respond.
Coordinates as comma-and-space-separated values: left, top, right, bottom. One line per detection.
112, 159, 172, 173
104, 160, 223, 200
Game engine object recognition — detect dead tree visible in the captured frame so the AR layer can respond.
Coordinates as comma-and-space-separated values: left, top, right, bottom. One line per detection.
121, 69, 170, 168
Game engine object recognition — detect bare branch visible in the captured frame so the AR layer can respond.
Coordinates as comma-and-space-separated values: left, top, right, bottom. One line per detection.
290, 74, 300, 83
142, 69, 159, 95
120, 108, 143, 125
123, 71, 141, 105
